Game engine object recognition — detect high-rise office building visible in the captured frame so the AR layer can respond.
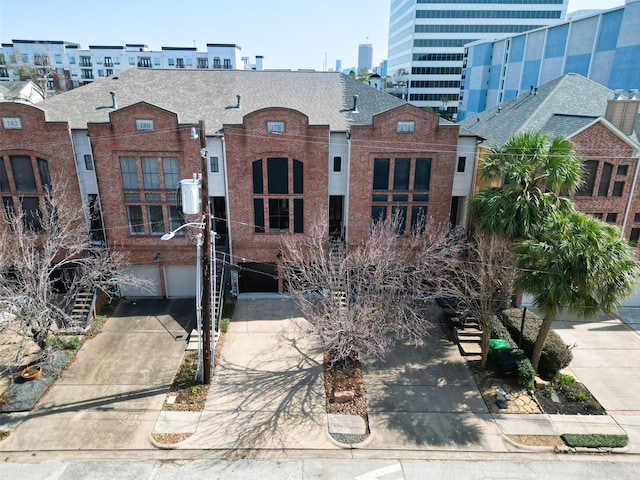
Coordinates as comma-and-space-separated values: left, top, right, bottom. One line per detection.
387, 0, 569, 117
358, 44, 373, 72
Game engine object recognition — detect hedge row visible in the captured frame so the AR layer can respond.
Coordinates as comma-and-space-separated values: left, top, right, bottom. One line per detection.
561, 434, 628, 449
490, 317, 536, 388
498, 308, 573, 378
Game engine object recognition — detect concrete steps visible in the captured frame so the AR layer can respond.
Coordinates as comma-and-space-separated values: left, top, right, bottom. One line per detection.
454, 324, 483, 356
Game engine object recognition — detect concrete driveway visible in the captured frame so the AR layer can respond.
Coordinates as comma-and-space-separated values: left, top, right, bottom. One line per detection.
551, 309, 640, 453
363, 313, 507, 452
184, 295, 337, 451
0, 298, 193, 451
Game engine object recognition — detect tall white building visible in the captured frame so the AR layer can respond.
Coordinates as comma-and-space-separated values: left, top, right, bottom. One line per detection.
387, 0, 569, 117
0, 40, 263, 93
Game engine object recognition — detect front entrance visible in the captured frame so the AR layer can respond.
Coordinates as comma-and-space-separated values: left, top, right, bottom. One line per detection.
329, 195, 344, 239
238, 262, 278, 293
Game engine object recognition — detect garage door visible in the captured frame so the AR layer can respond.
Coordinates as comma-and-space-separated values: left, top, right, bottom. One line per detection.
165, 265, 197, 298
118, 266, 162, 297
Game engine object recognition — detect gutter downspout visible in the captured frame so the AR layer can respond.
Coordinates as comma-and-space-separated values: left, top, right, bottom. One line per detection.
220, 134, 236, 294
345, 129, 352, 242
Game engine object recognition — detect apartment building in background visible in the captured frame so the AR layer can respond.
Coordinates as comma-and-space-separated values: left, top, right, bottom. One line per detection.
0, 40, 264, 94
458, 0, 640, 120
387, 0, 569, 117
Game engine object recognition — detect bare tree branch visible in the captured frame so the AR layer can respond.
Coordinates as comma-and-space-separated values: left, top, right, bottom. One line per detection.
0, 179, 152, 371
440, 231, 514, 367
281, 212, 465, 365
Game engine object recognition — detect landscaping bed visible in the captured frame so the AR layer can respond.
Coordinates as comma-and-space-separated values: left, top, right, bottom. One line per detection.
533, 373, 604, 415
323, 355, 368, 418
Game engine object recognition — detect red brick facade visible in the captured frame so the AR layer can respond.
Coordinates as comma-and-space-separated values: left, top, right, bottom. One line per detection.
224, 107, 330, 264
88, 102, 202, 293
0, 102, 82, 221
349, 105, 459, 242
570, 121, 640, 240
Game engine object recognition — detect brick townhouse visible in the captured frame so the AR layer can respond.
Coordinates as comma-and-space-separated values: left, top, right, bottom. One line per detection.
0, 69, 472, 296
460, 73, 640, 246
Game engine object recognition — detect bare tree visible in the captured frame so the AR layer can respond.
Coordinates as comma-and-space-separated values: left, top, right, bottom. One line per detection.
442, 232, 514, 367
4, 48, 61, 100
0, 181, 150, 371
280, 213, 464, 366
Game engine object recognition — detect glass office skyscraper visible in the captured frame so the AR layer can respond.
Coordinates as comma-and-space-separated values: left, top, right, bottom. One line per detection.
387, 0, 568, 117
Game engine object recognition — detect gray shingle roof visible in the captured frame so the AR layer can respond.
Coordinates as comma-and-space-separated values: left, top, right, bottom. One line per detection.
40, 69, 407, 131
459, 73, 614, 146
539, 114, 599, 139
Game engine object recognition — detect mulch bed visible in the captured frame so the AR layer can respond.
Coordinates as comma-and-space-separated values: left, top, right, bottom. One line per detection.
323, 355, 368, 419
534, 381, 605, 415
161, 331, 226, 412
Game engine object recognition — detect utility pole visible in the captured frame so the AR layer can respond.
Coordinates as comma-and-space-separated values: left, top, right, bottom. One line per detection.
200, 120, 212, 384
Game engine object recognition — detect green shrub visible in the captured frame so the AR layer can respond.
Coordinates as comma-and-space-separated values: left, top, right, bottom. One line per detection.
50, 336, 81, 351
490, 317, 536, 388
220, 317, 230, 333
498, 308, 573, 377
569, 391, 589, 402
561, 434, 628, 449
553, 373, 576, 387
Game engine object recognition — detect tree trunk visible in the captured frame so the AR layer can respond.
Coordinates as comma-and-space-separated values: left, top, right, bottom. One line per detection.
531, 314, 554, 372
480, 326, 490, 368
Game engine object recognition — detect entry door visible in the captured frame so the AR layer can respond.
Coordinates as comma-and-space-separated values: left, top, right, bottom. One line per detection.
329, 196, 343, 238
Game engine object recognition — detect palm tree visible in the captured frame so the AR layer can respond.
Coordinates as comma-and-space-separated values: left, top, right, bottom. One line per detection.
514, 212, 639, 371
469, 132, 584, 240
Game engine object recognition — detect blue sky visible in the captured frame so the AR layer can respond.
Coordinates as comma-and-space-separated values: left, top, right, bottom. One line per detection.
0, 0, 626, 71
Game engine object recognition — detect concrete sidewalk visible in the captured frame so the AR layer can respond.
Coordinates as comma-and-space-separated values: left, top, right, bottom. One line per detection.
0, 298, 193, 451
144, 296, 640, 453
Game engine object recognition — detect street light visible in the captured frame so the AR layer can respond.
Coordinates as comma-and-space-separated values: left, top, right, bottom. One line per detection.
161, 221, 204, 241
161, 221, 205, 381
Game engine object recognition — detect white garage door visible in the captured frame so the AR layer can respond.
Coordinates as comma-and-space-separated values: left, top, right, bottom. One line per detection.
165, 265, 197, 298
118, 266, 162, 297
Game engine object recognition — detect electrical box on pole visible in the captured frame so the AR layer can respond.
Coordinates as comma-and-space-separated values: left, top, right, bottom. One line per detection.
180, 179, 201, 214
